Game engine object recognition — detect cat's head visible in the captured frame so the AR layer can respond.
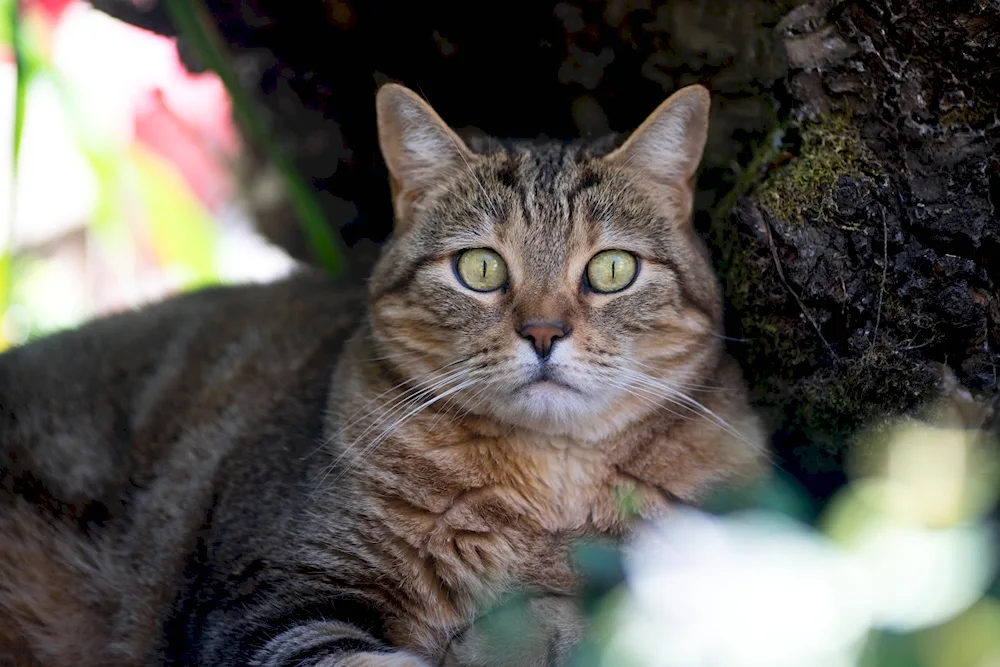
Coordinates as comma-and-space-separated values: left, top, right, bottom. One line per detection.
368, 83, 724, 440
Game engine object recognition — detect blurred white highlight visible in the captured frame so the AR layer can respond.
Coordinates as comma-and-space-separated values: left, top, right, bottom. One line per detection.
604, 510, 870, 667
598, 421, 999, 667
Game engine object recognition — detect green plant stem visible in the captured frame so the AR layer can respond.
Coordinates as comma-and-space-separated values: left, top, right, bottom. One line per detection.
161, 0, 345, 276
2, 0, 26, 321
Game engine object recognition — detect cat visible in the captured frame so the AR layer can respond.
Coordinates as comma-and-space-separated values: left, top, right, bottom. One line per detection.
0, 82, 767, 667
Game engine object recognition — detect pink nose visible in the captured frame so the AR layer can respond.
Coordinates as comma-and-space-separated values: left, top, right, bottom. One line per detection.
518, 322, 569, 359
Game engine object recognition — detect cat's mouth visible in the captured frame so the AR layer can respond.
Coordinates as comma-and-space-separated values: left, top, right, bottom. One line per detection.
511, 366, 581, 394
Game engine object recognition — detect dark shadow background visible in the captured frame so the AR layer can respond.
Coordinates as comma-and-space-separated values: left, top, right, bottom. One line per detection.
93, 0, 792, 253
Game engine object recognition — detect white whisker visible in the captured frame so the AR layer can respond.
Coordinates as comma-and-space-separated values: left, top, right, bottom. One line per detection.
600, 375, 693, 422
338, 363, 471, 438
616, 368, 754, 447
628, 360, 726, 392
333, 377, 480, 481
357, 351, 425, 363
308, 364, 479, 493
302, 358, 470, 464
329, 368, 471, 464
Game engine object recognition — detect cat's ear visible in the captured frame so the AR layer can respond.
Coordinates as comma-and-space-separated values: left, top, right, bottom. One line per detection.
604, 85, 710, 191
376, 83, 475, 229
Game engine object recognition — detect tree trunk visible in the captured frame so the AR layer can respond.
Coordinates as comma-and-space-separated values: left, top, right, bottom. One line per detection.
723, 0, 999, 497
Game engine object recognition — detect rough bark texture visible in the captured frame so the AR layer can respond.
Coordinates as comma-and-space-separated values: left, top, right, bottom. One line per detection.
723, 0, 999, 497
86, 0, 999, 501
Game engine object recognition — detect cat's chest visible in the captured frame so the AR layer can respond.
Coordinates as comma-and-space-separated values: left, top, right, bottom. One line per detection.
438, 433, 618, 532
371, 430, 669, 653
381, 432, 653, 598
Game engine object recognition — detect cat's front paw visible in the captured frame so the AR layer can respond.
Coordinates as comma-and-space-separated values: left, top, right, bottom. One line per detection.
442, 595, 584, 667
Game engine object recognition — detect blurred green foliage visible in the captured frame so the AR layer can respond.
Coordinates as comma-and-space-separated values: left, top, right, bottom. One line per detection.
131, 145, 219, 286
0, 0, 12, 47
572, 416, 999, 667
2, 0, 27, 349
4, 4, 224, 347
2, 0, 346, 351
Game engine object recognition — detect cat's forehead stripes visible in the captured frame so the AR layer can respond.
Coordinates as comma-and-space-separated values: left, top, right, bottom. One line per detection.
390, 145, 599, 269
508, 143, 577, 229
476, 143, 605, 274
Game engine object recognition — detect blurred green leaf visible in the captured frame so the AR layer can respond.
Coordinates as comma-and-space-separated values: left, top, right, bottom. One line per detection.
701, 467, 817, 523
85, 151, 128, 242
6, 1, 59, 333
573, 542, 625, 614
918, 598, 1000, 667
570, 589, 639, 667
0, 252, 11, 350
40, 66, 130, 247
3, 0, 26, 349
11, 0, 49, 152
0, 0, 12, 48
860, 630, 928, 667
131, 146, 219, 286
161, 0, 345, 276
470, 593, 537, 656
9, 252, 85, 342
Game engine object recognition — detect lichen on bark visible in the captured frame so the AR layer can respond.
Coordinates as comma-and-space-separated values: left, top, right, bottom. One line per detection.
756, 111, 881, 227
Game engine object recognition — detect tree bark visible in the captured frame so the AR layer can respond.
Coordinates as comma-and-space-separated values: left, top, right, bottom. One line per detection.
723, 0, 999, 496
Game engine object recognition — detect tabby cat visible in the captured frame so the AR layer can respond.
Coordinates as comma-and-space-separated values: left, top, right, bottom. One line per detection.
0, 83, 766, 667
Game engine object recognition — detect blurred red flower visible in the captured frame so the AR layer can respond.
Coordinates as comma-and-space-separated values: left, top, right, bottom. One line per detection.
15, 0, 239, 210
33, 0, 74, 21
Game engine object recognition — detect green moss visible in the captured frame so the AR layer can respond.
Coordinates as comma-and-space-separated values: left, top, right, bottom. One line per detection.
939, 102, 994, 127
725, 223, 813, 371
757, 111, 880, 225
712, 121, 786, 230
794, 346, 935, 449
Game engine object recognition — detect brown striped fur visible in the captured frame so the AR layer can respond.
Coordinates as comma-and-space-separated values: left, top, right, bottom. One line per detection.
0, 84, 766, 667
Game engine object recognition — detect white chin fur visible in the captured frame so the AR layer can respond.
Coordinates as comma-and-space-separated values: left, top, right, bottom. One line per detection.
483, 382, 613, 437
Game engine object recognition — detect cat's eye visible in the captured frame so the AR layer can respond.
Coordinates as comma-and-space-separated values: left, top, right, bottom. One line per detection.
586, 250, 638, 294
455, 248, 508, 292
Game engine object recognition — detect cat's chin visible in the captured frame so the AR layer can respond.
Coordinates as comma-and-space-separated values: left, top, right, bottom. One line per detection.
485, 380, 610, 436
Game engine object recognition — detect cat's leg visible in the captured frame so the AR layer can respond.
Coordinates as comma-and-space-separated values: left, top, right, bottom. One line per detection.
248, 620, 433, 667
441, 595, 585, 667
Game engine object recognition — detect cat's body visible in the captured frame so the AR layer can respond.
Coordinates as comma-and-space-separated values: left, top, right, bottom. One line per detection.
1, 85, 766, 667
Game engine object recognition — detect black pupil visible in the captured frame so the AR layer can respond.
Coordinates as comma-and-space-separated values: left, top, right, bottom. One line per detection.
611, 260, 616, 279
482, 259, 487, 279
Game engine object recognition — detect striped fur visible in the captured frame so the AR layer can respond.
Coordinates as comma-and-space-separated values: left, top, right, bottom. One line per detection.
0, 84, 766, 667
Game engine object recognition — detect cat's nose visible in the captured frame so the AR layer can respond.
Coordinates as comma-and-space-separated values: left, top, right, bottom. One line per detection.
518, 322, 570, 359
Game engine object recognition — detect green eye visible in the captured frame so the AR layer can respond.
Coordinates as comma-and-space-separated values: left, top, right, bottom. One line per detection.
586, 250, 638, 293
455, 248, 508, 292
